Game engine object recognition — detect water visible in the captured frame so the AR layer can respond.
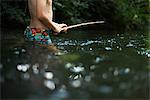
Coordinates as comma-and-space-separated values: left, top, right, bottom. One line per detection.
1, 29, 150, 99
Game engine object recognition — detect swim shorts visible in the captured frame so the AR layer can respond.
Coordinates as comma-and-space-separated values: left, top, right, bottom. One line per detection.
24, 26, 52, 45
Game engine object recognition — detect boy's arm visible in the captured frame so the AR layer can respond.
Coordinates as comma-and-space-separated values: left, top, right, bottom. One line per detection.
36, 0, 66, 33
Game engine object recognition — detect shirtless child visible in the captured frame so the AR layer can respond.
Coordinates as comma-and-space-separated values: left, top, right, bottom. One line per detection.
24, 0, 67, 53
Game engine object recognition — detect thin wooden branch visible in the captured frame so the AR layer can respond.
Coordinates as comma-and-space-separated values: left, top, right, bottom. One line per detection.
67, 21, 105, 29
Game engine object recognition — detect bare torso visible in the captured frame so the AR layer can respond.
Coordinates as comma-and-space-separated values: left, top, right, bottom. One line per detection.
28, 0, 53, 30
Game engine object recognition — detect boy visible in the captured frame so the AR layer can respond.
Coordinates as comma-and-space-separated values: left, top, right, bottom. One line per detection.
24, 0, 67, 52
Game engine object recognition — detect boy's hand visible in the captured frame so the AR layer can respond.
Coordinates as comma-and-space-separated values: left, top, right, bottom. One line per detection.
53, 22, 67, 35
59, 23, 68, 33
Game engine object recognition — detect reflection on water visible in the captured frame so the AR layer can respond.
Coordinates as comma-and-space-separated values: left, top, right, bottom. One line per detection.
1, 30, 149, 99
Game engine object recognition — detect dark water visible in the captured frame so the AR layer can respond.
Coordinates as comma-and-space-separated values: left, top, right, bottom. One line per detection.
1, 29, 150, 100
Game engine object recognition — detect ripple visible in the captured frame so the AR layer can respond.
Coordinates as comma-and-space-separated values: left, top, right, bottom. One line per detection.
17, 64, 30, 72
57, 39, 103, 47
95, 56, 104, 63
113, 69, 119, 76
44, 72, 54, 79
32, 64, 39, 74
65, 63, 85, 73
89, 48, 93, 51
124, 68, 130, 74
14, 51, 20, 55
13, 48, 26, 55
70, 66, 85, 73
126, 42, 134, 47
70, 80, 81, 88
69, 74, 82, 80
21, 49, 26, 53
44, 80, 56, 90
73, 74, 82, 80
21, 73, 30, 80
50, 85, 69, 99
99, 85, 112, 94
65, 63, 74, 69
137, 49, 150, 57
57, 40, 76, 46
113, 68, 131, 76
84, 75, 92, 82
105, 47, 112, 51
90, 65, 96, 70
102, 73, 108, 79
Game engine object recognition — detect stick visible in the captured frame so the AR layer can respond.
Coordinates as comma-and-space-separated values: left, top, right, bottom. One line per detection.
66, 21, 105, 29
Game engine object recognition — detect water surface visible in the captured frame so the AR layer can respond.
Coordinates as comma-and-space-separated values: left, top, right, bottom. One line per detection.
1, 29, 150, 99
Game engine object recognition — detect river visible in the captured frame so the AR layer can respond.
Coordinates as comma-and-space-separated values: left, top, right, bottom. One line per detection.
1, 29, 150, 99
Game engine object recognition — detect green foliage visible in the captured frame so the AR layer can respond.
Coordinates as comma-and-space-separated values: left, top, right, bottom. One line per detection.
1, 0, 149, 30
114, 0, 149, 30
54, 0, 90, 24
54, 0, 149, 30
1, 0, 29, 25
